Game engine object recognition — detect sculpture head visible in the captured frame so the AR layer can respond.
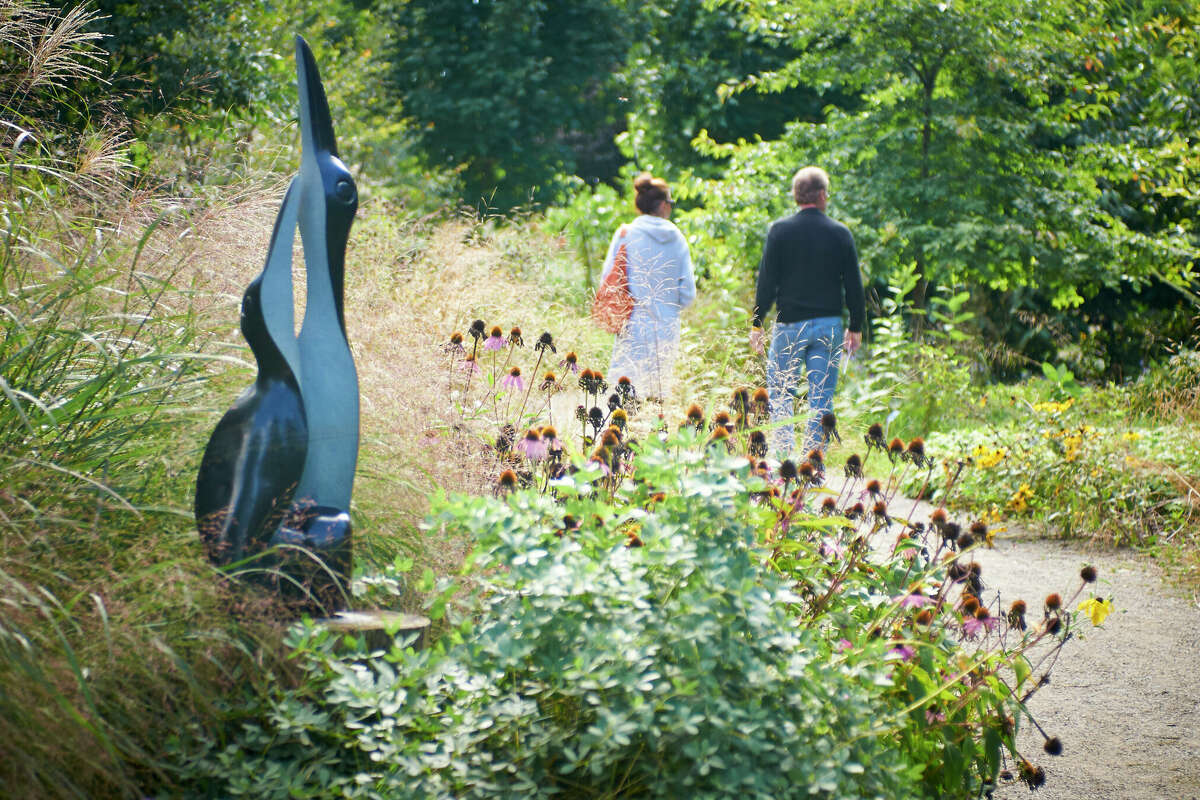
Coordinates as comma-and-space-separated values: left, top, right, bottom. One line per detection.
296, 35, 357, 330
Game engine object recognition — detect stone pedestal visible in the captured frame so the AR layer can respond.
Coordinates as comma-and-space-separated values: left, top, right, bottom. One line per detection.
315, 610, 431, 652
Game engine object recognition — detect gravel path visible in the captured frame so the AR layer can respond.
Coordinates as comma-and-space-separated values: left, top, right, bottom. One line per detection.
891, 491, 1200, 799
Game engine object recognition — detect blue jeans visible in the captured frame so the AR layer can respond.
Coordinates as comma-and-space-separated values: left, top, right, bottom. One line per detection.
767, 317, 843, 458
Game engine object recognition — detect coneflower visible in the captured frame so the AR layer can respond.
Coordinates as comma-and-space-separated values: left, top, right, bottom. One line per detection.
485, 325, 505, 351
1044, 593, 1062, 612
748, 430, 768, 459
865, 422, 885, 450
957, 532, 975, 550
1081, 565, 1098, 583
905, 437, 930, 468
446, 331, 465, 355
497, 469, 518, 492
731, 386, 751, 410
601, 428, 621, 448
914, 609, 934, 626
463, 352, 482, 374
872, 500, 888, 520
469, 319, 487, 340
751, 387, 769, 420
866, 478, 882, 496
516, 428, 547, 461
588, 406, 605, 430
798, 461, 817, 483
1008, 600, 1027, 630
607, 393, 622, 412
507, 326, 524, 347
821, 497, 838, 515
501, 366, 525, 392
611, 408, 628, 429
707, 427, 731, 447
821, 411, 840, 444
685, 403, 705, 429
495, 424, 516, 454
1043, 737, 1063, 756
930, 508, 948, 531
887, 437, 905, 462
942, 521, 961, 545
806, 448, 823, 468
969, 520, 988, 541
779, 459, 798, 481
560, 351, 579, 373
540, 371, 557, 391
712, 410, 732, 431
844, 453, 863, 479
535, 331, 555, 353
846, 502, 864, 520
616, 375, 637, 401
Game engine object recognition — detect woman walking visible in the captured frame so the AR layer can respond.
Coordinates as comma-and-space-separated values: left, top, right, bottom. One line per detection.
599, 173, 696, 402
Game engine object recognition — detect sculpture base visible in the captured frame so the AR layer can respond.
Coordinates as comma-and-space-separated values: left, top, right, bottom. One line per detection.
314, 609, 431, 652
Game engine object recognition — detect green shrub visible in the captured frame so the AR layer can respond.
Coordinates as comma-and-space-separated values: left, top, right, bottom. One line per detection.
173, 429, 1094, 799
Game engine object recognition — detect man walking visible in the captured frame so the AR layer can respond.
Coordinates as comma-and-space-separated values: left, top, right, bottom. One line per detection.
750, 166, 865, 458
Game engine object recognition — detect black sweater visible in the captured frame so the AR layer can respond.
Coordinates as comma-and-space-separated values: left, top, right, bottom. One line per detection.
752, 208, 866, 333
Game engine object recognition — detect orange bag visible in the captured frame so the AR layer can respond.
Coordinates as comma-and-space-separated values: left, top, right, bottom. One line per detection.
591, 242, 634, 334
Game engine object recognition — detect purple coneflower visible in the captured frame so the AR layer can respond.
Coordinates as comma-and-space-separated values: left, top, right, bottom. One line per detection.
516, 428, 547, 461
540, 371, 557, 391
897, 592, 930, 609
484, 326, 505, 351
886, 644, 916, 662
446, 332, 465, 355
535, 331, 556, 353
463, 353, 482, 374
560, 351, 579, 373
507, 326, 524, 347
501, 366, 525, 392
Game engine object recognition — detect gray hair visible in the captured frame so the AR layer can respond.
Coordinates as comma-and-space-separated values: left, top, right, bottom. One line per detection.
791, 166, 829, 205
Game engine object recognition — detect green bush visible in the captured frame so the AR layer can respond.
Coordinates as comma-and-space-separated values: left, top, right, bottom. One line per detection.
173, 429, 1094, 798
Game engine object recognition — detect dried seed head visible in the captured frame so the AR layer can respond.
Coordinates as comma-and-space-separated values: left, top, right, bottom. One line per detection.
957, 533, 975, 550
806, 448, 823, 467
915, 609, 934, 626
844, 453, 863, 478
1010, 600, 1027, 617
960, 595, 980, 615
686, 403, 705, 423
498, 469, 517, 488
779, 460, 798, 480
1043, 737, 1063, 756
799, 461, 816, 479
906, 437, 925, 457
1081, 565, 1097, 583
867, 422, 884, 441
1045, 593, 1062, 612
930, 508, 947, 529
888, 437, 905, 455
866, 479, 882, 495
969, 520, 987, 539
821, 497, 838, 514
450, 331, 464, 345
1045, 616, 1062, 635
974, 606, 990, 621
872, 500, 887, 516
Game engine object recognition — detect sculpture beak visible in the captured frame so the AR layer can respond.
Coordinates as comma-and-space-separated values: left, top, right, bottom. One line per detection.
295, 35, 338, 159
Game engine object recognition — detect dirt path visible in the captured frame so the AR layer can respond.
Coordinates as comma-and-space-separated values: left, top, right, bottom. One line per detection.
893, 492, 1200, 799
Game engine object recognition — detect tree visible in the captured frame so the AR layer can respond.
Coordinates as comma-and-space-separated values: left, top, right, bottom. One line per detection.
382, 0, 630, 210
702, 0, 1196, 315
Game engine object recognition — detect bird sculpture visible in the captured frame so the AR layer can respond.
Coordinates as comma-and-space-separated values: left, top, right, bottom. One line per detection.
195, 36, 359, 611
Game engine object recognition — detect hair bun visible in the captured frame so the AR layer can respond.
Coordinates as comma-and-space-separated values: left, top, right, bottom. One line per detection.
633, 172, 654, 193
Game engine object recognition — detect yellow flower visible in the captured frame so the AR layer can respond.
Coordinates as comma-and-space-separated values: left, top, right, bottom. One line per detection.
1078, 597, 1113, 626
1008, 483, 1034, 512
1121, 431, 1142, 442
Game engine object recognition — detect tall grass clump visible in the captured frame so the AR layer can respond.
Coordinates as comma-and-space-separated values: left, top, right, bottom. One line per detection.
0, 3, 300, 796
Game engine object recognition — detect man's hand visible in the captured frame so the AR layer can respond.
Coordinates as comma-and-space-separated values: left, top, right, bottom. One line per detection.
844, 330, 862, 358
750, 326, 765, 355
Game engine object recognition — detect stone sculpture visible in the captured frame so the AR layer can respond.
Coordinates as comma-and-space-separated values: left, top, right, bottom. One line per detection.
195, 36, 358, 611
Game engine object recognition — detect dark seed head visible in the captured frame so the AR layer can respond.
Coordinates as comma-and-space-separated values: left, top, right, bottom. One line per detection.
1043, 737, 1063, 756
1045, 593, 1062, 612
1081, 565, 1097, 583
779, 460, 798, 480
